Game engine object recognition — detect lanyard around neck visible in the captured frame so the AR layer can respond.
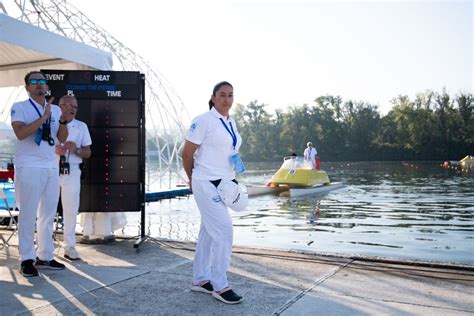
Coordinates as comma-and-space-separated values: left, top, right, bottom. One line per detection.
219, 118, 237, 149
29, 99, 48, 125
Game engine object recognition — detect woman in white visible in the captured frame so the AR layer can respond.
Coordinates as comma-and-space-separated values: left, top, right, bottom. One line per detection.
182, 81, 243, 304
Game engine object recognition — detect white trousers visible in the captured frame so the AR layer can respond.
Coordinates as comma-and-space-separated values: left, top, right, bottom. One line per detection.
59, 163, 81, 249
192, 178, 234, 292
15, 167, 60, 262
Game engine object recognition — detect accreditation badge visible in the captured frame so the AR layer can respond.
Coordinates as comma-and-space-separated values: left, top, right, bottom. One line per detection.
231, 152, 246, 174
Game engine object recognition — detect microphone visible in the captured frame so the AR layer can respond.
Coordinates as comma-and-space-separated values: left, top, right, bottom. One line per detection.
37, 91, 43, 96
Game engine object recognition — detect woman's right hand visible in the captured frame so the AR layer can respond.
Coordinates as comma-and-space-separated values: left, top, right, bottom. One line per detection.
182, 141, 199, 193
188, 181, 193, 193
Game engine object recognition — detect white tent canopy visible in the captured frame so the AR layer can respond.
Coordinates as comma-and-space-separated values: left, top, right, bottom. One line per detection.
0, 13, 112, 87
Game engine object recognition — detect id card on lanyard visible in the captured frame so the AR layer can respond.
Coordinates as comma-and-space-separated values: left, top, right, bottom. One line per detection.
29, 99, 49, 146
219, 118, 246, 174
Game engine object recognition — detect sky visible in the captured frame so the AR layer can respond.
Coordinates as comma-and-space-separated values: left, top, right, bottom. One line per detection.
4, 0, 473, 122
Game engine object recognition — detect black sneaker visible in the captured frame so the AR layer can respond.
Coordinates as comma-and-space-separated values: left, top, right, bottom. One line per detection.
20, 259, 38, 277
35, 257, 66, 270
191, 281, 214, 294
212, 289, 243, 304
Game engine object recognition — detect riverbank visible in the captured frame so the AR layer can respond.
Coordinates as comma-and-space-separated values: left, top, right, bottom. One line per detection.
1, 231, 473, 315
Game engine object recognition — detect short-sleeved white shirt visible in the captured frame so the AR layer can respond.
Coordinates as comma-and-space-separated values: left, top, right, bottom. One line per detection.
11, 98, 62, 168
186, 107, 242, 181
304, 147, 317, 166
62, 119, 92, 164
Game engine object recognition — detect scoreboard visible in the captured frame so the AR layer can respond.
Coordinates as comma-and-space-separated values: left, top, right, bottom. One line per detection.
42, 70, 145, 213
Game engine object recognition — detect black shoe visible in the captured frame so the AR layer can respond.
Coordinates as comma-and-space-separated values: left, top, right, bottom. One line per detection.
191, 281, 214, 294
35, 257, 66, 270
212, 289, 243, 304
20, 259, 39, 277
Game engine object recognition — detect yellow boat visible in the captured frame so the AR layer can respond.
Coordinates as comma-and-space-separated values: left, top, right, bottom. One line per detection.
246, 156, 343, 197
460, 155, 474, 167
267, 156, 330, 187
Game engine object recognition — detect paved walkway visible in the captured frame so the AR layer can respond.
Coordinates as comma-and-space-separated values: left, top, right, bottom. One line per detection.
1, 231, 473, 315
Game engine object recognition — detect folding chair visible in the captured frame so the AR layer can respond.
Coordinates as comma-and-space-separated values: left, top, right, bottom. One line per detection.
0, 185, 19, 248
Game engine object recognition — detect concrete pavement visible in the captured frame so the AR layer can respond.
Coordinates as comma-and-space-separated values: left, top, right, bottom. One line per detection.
1, 230, 473, 315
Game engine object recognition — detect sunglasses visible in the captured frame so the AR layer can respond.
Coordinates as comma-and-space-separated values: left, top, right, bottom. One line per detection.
29, 79, 47, 85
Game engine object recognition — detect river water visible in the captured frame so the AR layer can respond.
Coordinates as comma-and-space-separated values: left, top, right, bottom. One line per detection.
124, 161, 473, 265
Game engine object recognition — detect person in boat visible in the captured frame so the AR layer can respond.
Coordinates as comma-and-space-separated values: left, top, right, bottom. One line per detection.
181, 81, 244, 305
289, 152, 301, 167
55, 95, 92, 261
303, 142, 318, 169
10, 71, 73, 277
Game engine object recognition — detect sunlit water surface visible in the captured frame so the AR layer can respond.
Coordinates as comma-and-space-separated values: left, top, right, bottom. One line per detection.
123, 161, 473, 265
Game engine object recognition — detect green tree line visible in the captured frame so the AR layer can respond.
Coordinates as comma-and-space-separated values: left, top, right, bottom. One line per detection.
232, 89, 473, 162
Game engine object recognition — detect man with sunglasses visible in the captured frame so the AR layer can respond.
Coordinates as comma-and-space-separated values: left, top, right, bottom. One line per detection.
10, 71, 73, 277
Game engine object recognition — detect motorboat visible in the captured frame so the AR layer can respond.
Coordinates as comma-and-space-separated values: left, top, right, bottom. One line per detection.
443, 155, 474, 170
246, 185, 288, 196
460, 155, 474, 167
267, 156, 329, 187
289, 182, 344, 198
246, 156, 344, 197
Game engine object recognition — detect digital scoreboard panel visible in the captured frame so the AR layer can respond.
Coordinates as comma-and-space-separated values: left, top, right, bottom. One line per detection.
42, 70, 145, 213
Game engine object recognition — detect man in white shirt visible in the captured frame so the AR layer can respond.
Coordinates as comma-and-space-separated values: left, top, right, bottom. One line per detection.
55, 95, 91, 261
303, 141, 318, 169
11, 71, 73, 277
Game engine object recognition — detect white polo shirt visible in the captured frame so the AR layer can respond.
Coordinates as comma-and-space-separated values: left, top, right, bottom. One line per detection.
304, 147, 318, 166
186, 107, 242, 181
11, 98, 62, 168
62, 118, 92, 164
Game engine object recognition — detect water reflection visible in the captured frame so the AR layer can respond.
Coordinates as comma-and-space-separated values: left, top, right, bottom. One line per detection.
307, 200, 320, 225
237, 161, 473, 264
125, 161, 473, 265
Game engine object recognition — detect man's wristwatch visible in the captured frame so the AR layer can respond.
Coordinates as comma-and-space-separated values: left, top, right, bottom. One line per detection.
76, 148, 81, 156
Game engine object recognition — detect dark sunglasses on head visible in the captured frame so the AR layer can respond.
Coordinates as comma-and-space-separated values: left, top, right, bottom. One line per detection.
29, 79, 47, 85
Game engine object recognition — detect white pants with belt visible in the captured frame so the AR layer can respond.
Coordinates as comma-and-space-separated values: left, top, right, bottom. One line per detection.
59, 163, 81, 249
192, 178, 234, 292
15, 167, 60, 262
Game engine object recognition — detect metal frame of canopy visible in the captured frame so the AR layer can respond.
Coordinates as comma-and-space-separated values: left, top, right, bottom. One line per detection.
0, 121, 15, 140
0, 14, 113, 88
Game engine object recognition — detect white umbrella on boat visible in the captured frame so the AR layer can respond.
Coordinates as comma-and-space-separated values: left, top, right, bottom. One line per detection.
0, 121, 15, 140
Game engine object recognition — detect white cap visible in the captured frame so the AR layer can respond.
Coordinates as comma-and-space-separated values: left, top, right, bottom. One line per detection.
217, 179, 249, 212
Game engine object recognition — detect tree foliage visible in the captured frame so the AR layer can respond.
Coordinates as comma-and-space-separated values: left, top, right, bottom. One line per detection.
233, 90, 473, 161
